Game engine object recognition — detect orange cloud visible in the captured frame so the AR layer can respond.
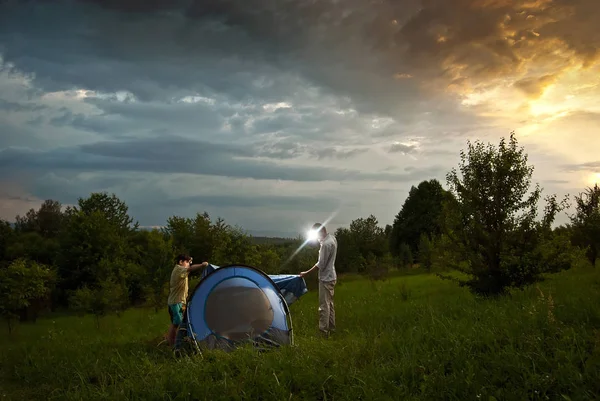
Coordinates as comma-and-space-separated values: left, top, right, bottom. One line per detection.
513, 74, 558, 98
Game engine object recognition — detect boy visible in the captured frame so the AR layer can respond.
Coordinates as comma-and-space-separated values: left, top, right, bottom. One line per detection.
166, 254, 208, 346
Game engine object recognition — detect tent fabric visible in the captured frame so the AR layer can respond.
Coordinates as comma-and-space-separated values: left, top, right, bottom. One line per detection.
200, 264, 308, 306
269, 274, 309, 306
180, 264, 305, 352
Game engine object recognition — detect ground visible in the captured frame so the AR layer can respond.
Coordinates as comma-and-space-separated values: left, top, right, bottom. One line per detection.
1, 267, 600, 400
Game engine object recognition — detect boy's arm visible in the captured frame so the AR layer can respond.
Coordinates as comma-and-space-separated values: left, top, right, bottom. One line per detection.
189, 261, 208, 273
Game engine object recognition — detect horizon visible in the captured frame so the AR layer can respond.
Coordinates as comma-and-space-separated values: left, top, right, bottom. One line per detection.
1, 0, 599, 236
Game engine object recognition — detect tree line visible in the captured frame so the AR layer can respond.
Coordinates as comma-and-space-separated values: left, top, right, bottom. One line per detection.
0, 132, 598, 331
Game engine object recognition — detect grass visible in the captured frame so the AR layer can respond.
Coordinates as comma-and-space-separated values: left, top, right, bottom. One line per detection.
2, 267, 600, 400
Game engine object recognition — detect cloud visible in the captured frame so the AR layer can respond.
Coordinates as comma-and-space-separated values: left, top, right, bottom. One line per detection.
389, 143, 418, 154
0, 0, 598, 234
161, 193, 345, 212
0, 99, 46, 112
514, 74, 558, 99
563, 161, 600, 172
0, 137, 439, 184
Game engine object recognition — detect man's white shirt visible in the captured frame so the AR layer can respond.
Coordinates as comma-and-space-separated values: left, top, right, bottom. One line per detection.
316, 233, 337, 282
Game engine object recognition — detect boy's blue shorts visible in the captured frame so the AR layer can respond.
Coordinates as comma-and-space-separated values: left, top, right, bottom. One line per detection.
168, 303, 185, 325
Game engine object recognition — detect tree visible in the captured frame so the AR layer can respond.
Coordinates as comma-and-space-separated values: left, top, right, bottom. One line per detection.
164, 212, 223, 261
56, 193, 137, 304
334, 227, 364, 273
444, 132, 569, 295
0, 219, 13, 265
418, 233, 433, 271
398, 243, 413, 268
15, 199, 64, 238
164, 216, 195, 254
139, 229, 176, 311
68, 275, 129, 328
570, 184, 600, 267
5, 231, 60, 267
390, 179, 449, 258
259, 246, 282, 274
332, 215, 388, 274
349, 215, 388, 259
0, 259, 55, 334
77, 192, 139, 233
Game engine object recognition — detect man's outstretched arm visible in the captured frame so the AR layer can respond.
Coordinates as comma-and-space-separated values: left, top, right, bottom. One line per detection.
300, 244, 329, 277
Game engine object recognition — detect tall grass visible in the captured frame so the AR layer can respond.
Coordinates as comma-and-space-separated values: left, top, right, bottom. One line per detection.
2, 266, 600, 400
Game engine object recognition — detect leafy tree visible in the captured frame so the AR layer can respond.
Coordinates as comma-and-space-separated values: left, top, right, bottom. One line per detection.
77, 192, 138, 233
0, 219, 13, 265
259, 246, 282, 274
15, 199, 64, 238
5, 231, 60, 267
334, 227, 362, 273
444, 132, 569, 295
164, 213, 226, 262
139, 229, 176, 311
399, 243, 413, 268
349, 215, 388, 259
213, 225, 261, 266
570, 184, 600, 267
68, 275, 129, 328
9, 200, 63, 266
390, 179, 449, 258
418, 233, 433, 271
333, 215, 388, 273
0, 259, 55, 334
56, 194, 136, 303
164, 215, 195, 254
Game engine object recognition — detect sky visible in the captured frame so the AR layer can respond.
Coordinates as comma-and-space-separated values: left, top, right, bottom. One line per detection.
0, 0, 599, 238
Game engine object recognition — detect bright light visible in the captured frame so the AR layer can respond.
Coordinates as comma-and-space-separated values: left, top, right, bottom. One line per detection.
307, 229, 319, 242
587, 172, 600, 185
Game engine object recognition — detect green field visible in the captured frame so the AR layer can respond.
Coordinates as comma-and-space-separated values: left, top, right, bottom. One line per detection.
2, 267, 600, 401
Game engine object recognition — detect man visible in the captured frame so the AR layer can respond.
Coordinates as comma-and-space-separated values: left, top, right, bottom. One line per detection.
300, 223, 338, 337
166, 254, 208, 347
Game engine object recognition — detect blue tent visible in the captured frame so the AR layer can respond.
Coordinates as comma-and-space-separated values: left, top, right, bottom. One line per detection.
200, 264, 309, 306
175, 264, 308, 352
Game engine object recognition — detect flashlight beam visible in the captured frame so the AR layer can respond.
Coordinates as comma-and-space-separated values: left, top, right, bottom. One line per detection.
279, 208, 339, 270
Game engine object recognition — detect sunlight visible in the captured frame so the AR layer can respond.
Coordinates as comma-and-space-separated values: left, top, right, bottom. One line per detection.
587, 172, 600, 186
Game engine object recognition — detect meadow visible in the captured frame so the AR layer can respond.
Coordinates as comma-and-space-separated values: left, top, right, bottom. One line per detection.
2, 266, 600, 401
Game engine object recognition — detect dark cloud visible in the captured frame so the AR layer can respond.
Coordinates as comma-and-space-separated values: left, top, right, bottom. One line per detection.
311, 147, 366, 160
0, 137, 436, 183
255, 139, 367, 161
162, 193, 345, 212
0, 99, 46, 112
1, 0, 599, 107
0, 0, 451, 119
